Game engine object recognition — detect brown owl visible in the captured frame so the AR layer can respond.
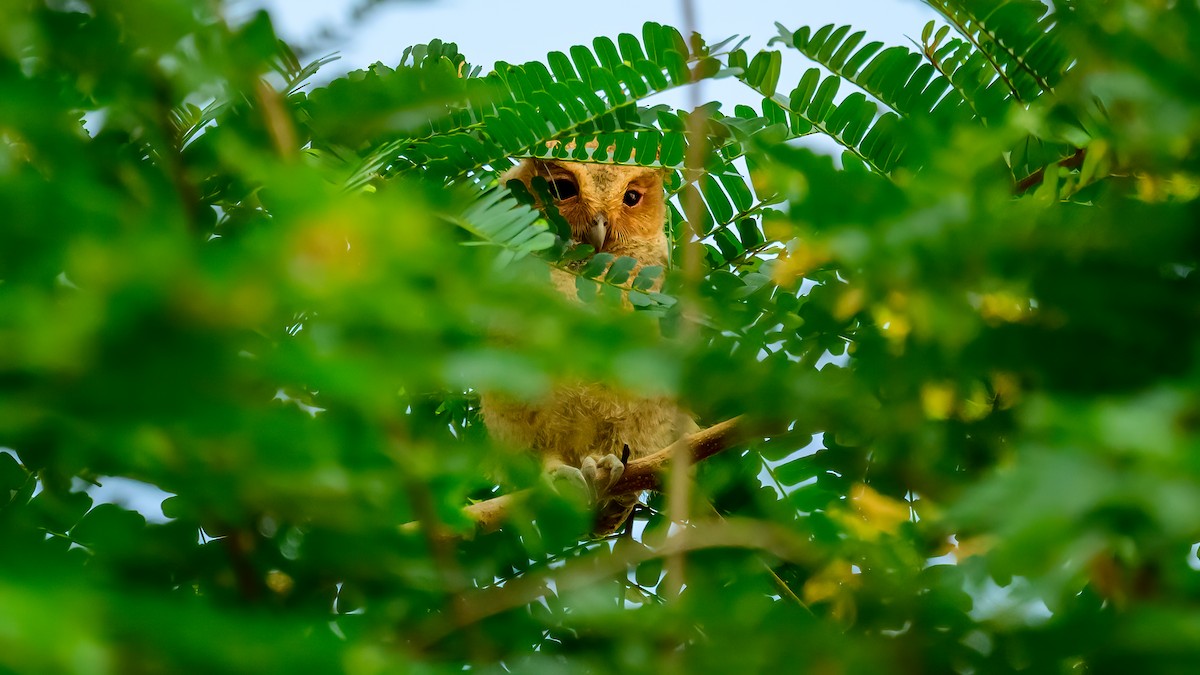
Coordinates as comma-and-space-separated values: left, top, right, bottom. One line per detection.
480, 158, 694, 534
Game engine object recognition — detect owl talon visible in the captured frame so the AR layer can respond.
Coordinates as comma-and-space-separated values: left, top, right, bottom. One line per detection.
546, 453, 626, 504
546, 464, 590, 501
582, 453, 625, 499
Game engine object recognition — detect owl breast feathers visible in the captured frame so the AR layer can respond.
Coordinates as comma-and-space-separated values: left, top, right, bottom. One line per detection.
480, 158, 694, 534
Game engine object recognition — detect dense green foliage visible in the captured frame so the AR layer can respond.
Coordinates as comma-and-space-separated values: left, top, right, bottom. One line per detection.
3, 0, 1200, 672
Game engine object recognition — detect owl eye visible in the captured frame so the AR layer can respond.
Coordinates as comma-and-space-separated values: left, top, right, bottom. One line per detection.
547, 178, 578, 200
623, 190, 642, 207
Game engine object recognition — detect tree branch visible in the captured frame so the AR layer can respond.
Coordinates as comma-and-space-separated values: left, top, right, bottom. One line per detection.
412, 516, 815, 647
400, 416, 747, 538
1014, 147, 1086, 194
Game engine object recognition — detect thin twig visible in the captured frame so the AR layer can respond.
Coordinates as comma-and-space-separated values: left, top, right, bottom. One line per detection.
1013, 147, 1086, 195
930, 6, 1023, 103
255, 79, 298, 160
412, 517, 815, 647
391, 425, 488, 662
665, 0, 708, 601
703, 502, 811, 613
219, 528, 262, 602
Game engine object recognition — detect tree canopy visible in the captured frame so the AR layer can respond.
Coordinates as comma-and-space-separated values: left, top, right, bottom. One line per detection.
3, 1, 1200, 673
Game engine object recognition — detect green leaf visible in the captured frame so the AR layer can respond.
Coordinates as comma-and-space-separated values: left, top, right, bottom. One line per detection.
580, 252, 616, 278
547, 50, 577, 81
701, 176, 735, 225
663, 49, 690, 85
0, 453, 29, 494
593, 36, 622, 69
631, 265, 663, 291
601, 256, 637, 285
618, 32, 647, 62
71, 504, 146, 550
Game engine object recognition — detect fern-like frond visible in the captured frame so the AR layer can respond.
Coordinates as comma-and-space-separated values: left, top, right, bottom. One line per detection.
171, 39, 338, 152
770, 23, 969, 123
923, 0, 1071, 102
916, 12, 1088, 190
565, 251, 673, 311
734, 55, 905, 176
446, 187, 557, 263
170, 98, 232, 150
362, 23, 734, 185
271, 41, 341, 96
917, 29, 1013, 124
757, 11, 1085, 198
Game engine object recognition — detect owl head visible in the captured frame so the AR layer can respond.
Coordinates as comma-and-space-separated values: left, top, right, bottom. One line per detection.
503, 159, 668, 264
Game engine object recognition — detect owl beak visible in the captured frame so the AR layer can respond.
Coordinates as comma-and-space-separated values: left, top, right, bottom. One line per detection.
587, 214, 608, 252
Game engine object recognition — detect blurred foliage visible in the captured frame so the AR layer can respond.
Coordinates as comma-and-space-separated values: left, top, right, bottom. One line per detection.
3, 0, 1200, 673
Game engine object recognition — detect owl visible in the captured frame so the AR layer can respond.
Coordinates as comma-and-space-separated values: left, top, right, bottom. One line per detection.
480, 158, 694, 534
